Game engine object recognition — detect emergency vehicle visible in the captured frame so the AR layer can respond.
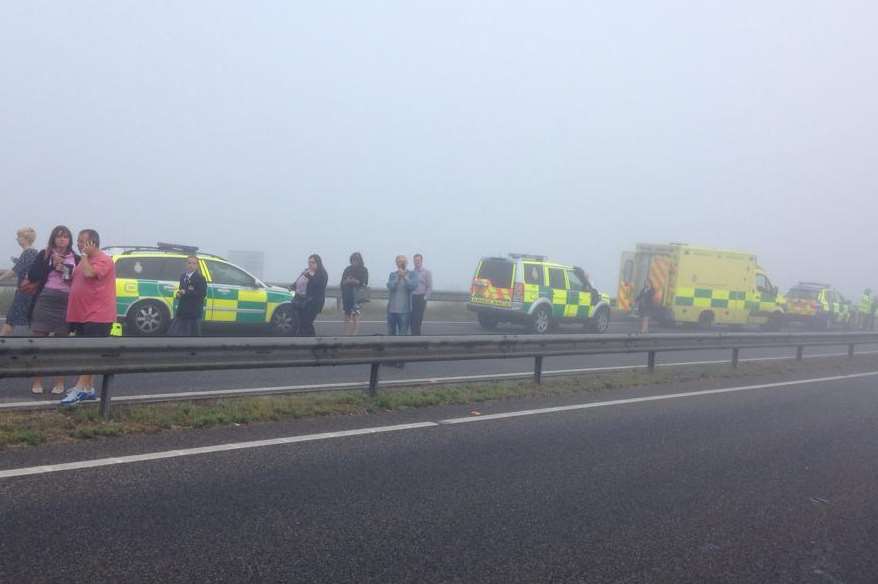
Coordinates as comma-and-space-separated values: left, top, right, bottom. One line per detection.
467, 254, 611, 334
784, 282, 852, 330
617, 243, 785, 329
105, 243, 295, 336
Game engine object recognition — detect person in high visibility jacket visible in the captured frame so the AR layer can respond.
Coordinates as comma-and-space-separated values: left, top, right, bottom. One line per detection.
860, 289, 875, 331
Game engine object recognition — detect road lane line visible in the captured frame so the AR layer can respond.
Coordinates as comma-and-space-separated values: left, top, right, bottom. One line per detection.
3, 370, 878, 479
438, 370, 878, 425
0, 422, 438, 479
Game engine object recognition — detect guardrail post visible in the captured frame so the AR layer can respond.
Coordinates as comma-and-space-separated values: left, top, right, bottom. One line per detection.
647, 351, 656, 373
796, 346, 804, 361
368, 363, 380, 396
99, 374, 114, 420
534, 356, 544, 384
731, 348, 740, 368
848, 344, 855, 359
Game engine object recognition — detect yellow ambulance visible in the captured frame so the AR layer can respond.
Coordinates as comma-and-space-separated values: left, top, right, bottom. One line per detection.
617, 243, 785, 329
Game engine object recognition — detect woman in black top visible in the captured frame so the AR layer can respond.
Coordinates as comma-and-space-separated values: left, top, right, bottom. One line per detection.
291, 254, 328, 337
340, 252, 369, 336
26, 225, 80, 394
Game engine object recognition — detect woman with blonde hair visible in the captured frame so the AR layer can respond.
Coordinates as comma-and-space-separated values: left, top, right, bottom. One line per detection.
0, 227, 39, 336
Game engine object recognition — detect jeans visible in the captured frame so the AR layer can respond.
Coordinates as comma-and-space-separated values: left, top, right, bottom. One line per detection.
387, 312, 410, 336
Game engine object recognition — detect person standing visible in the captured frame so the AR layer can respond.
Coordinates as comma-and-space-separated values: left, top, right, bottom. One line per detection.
61, 229, 117, 406
340, 252, 369, 336
386, 255, 418, 336
859, 289, 875, 331
291, 254, 328, 337
635, 281, 656, 334
168, 256, 207, 336
0, 227, 39, 336
26, 225, 79, 395
409, 253, 432, 336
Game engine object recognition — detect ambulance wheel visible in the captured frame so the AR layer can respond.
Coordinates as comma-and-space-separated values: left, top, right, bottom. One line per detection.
587, 307, 610, 333
127, 300, 170, 337
764, 313, 784, 332
697, 311, 715, 331
477, 314, 499, 330
271, 304, 296, 336
531, 305, 553, 334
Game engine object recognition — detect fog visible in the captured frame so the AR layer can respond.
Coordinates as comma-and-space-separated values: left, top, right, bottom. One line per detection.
2, 1, 876, 297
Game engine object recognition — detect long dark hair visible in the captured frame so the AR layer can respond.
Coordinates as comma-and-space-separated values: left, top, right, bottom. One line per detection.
46, 225, 73, 255
309, 254, 327, 277
349, 252, 364, 267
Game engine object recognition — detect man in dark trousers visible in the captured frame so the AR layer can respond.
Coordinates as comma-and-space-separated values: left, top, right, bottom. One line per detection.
168, 256, 207, 336
409, 253, 433, 335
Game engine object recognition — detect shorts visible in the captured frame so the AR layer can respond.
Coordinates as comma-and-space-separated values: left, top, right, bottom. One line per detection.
69, 322, 113, 337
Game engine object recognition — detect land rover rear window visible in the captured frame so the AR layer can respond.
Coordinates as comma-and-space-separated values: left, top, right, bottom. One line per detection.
476, 260, 514, 289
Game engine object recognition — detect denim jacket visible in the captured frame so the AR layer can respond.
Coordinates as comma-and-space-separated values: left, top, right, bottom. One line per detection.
386, 271, 418, 314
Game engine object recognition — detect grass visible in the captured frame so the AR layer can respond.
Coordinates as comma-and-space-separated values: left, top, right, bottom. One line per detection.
1, 355, 875, 450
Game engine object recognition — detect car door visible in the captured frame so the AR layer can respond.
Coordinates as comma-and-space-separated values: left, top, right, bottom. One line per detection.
203, 260, 267, 324
547, 267, 568, 319
566, 269, 591, 320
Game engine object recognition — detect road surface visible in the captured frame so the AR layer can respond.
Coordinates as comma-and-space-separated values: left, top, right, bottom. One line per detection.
2, 367, 878, 583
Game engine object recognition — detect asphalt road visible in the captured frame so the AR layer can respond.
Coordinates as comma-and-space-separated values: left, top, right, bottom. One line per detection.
3, 369, 878, 583
2, 319, 877, 405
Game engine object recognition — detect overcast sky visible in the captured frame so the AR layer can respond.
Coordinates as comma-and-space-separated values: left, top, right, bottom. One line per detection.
2, 1, 876, 296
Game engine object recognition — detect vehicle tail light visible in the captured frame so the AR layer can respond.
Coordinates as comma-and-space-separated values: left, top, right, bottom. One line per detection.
513, 283, 524, 302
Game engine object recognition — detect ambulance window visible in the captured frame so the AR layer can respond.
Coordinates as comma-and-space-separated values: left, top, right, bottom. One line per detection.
523, 264, 544, 286
567, 270, 584, 291
115, 258, 164, 280
158, 258, 189, 282
206, 261, 257, 287
756, 274, 769, 291
548, 268, 566, 290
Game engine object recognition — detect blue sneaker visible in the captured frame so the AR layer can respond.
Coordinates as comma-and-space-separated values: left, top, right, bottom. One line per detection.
60, 388, 97, 407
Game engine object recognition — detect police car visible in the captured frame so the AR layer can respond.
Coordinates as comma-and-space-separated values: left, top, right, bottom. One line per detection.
106, 243, 295, 336
467, 254, 611, 334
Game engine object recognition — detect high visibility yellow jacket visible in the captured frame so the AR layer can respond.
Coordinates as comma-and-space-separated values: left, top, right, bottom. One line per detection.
861, 293, 874, 314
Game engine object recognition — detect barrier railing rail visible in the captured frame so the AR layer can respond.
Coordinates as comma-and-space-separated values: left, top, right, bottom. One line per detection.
3, 331, 878, 420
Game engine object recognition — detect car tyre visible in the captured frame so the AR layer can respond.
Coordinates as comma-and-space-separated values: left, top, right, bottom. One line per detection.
271, 304, 297, 336
531, 305, 552, 334
127, 300, 170, 337
477, 314, 499, 330
587, 307, 610, 333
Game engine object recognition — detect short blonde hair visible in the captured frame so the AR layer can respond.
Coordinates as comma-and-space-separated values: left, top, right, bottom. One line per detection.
16, 227, 36, 245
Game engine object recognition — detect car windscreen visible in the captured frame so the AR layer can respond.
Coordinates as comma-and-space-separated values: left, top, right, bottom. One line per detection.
476, 260, 514, 289
787, 288, 820, 300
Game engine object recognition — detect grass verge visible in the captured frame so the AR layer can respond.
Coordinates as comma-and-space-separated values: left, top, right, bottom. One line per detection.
1, 355, 875, 449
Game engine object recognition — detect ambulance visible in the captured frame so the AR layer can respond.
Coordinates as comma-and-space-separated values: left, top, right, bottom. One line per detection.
616, 243, 785, 329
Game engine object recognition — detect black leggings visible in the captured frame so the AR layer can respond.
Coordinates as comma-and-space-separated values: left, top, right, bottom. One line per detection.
293, 303, 321, 337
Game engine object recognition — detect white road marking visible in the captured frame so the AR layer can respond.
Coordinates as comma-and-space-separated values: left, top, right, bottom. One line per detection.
0, 422, 438, 479
438, 371, 878, 425
2, 370, 878, 479
2, 350, 877, 410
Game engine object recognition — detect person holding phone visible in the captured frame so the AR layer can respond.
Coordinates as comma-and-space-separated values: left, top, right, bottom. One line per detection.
26, 225, 79, 395
291, 254, 328, 336
61, 229, 117, 406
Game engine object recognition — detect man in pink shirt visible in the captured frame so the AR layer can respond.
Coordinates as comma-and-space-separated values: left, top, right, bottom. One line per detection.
61, 229, 117, 406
